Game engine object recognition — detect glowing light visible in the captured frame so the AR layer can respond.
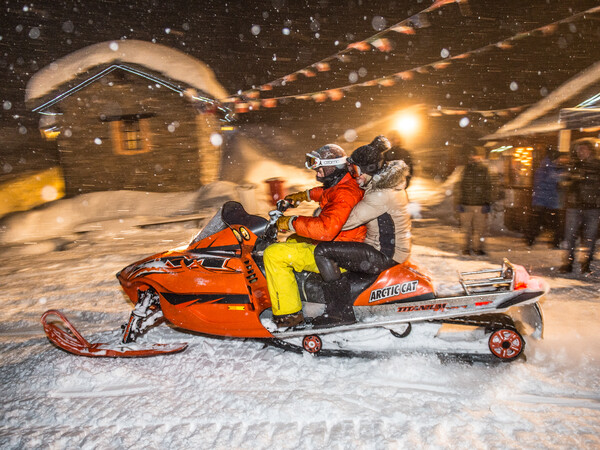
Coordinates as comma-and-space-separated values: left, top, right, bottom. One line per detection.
490, 145, 513, 153
41, 128, 60, 140
393, 112, 420, 137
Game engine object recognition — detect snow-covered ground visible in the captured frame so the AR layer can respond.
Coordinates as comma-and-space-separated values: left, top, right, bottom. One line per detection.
1, 175, 599, 449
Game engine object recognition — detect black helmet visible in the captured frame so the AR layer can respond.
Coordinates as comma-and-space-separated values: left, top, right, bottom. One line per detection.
347, 135, 391, 176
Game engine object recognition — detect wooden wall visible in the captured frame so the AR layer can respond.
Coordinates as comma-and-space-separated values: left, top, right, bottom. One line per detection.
54, 70, 221, 196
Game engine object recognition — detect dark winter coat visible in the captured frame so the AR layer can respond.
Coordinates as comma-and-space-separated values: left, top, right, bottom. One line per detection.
457, 160, 492, 206
342, 160, 411, 263
532, 157, 563, 210
563, 157, 600, 210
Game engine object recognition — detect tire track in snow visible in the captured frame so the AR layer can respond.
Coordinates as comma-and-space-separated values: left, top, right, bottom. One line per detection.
49, 384, 154, 398
508, 393, 600, 410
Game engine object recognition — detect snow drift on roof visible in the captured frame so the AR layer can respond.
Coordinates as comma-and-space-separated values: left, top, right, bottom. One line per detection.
484, 60, 600, 140
25, 39, 229, 103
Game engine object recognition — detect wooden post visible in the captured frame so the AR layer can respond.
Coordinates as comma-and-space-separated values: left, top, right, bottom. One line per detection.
196, 113, 222, 185
558, 129, 571, 153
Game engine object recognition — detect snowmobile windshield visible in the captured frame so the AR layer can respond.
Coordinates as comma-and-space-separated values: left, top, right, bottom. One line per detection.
221, 201, 268, 235
189, 206, 227, 246
189, 202, 269, 246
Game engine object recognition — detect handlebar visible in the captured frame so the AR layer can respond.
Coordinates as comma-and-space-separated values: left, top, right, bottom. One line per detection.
276, 199, 294, 212
268, 199, 292, 224
264, 199, 295, 242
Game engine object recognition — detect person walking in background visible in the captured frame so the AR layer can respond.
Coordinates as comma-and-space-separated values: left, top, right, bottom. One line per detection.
560, 139, 600, 274
384, 130, 414, 188
455, 145, 492, 256
526, 145, 564, 248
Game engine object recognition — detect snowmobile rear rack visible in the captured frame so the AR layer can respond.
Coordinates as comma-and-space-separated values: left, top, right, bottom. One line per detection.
458, 258, 515, 295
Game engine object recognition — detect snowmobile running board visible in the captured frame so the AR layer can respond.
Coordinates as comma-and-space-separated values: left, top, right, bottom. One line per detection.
41, 310, 188, 357
272, 299, 544, 340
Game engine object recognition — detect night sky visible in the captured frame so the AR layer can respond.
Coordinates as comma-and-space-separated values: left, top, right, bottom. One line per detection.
1, 0, 599, 174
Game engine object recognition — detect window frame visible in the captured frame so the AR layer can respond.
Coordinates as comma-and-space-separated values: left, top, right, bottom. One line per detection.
104, 113, 153, 156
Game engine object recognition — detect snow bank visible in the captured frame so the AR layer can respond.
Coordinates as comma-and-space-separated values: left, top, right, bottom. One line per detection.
0, 182, 248, 245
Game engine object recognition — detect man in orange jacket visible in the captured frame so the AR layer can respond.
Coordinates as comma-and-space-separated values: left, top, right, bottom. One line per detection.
264, 143, 366, 328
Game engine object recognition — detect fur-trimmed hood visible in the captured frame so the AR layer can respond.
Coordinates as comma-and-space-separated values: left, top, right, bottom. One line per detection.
369, 160, 409, 190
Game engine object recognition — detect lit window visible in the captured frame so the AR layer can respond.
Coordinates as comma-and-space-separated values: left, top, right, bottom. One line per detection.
105, 114, 153, 155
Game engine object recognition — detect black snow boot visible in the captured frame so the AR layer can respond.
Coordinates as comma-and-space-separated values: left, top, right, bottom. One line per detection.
311, 277, 356, 327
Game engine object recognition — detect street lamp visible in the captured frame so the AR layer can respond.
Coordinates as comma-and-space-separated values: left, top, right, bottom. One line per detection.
393, 111, 420, 138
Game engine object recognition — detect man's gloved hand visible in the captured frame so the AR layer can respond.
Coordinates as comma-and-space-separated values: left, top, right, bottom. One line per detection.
276, 215, 295, 232
284, 190, 309, 207
456, 204, 465, 213
481, 204, 491, 214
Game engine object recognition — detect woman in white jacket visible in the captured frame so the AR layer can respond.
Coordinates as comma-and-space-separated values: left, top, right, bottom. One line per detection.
312, 136, 411, 325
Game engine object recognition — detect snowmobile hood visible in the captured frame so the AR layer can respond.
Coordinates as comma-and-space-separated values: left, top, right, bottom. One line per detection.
117, 252, 172, 282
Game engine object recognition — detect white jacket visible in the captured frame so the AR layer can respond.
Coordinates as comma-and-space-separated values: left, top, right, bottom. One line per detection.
342, 161, 411, 263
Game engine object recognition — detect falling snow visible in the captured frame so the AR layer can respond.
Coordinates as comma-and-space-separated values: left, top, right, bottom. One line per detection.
0, 174, 599, 448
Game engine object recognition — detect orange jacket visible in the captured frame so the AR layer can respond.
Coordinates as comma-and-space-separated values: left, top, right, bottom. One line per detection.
293, 173, 367, 242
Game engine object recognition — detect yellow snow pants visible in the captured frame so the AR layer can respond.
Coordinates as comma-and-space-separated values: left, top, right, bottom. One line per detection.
263, 240, 320, 316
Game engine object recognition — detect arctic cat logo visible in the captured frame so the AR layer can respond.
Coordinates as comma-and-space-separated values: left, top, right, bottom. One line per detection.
397, 303, 447, 313
369, 280, 419, 303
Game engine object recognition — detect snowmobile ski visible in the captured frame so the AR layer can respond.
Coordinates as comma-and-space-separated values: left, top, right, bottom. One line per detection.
41, 310, 187, 357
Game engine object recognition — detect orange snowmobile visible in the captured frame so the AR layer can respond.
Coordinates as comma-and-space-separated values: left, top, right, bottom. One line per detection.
42, 201, 547, 361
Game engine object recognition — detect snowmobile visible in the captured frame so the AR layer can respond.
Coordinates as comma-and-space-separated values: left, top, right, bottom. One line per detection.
41, 200, 547, 361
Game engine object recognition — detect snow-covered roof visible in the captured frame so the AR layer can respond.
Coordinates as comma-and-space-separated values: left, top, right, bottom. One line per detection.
483, 60, 600, 140
26, 40, 229, 104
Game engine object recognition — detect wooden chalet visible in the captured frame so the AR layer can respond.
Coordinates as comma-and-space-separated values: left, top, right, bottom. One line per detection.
26, 40, 232, 197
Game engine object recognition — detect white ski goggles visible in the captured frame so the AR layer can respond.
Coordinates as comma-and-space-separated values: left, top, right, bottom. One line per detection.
305, 153, 347, 170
